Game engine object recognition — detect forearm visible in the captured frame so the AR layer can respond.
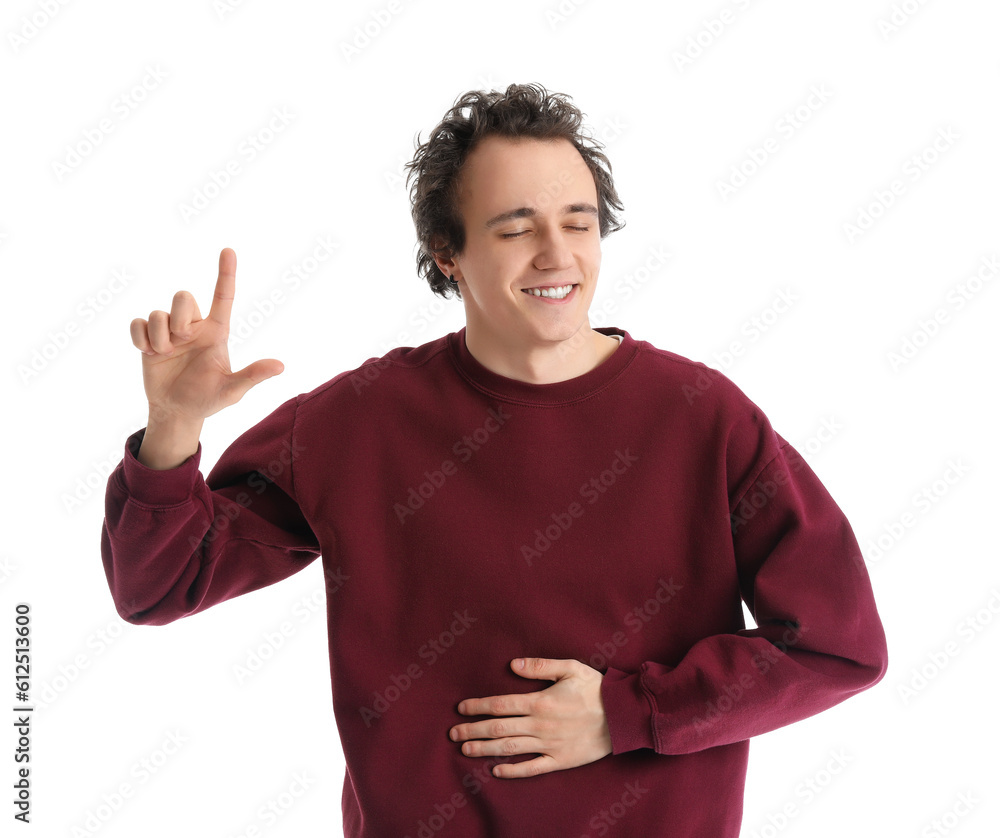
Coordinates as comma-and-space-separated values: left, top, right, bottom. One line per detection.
102, 398, 321, 626
602, 441, 889, 756
103, 428, 215, 624
601, 619, 887, 755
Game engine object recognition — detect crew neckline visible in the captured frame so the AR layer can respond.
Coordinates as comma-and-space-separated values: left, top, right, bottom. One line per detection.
447, 326, 637, 405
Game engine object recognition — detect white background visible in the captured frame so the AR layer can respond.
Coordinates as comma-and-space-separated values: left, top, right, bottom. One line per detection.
3, 0, 998, 836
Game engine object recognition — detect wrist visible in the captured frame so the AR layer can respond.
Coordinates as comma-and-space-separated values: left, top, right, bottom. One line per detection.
138, 407, 204, 470
145, 403, 205, 434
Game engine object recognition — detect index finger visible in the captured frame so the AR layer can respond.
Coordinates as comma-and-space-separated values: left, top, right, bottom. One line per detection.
208, 247, 237, 327
457, 694, 532, 716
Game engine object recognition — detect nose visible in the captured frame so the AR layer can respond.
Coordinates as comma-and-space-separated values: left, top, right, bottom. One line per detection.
532, 224, 576, 272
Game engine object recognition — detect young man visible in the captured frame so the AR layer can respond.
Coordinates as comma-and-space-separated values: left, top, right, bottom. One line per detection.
103, 83, 889, 837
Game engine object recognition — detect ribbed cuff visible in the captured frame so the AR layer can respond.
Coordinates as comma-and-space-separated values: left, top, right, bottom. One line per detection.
120, 428, 202, 506
601, 665, 657, 754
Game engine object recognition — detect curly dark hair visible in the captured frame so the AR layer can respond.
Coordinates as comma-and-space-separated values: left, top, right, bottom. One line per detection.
404, 83, 626, 300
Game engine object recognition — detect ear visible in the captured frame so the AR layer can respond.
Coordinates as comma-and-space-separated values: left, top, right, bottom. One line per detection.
430, 237, 458, 280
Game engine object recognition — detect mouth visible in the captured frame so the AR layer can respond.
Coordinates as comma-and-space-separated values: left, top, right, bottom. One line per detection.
520, 283, 579, 303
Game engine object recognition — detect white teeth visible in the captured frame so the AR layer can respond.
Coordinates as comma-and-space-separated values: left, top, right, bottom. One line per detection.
523, 284, 574, 299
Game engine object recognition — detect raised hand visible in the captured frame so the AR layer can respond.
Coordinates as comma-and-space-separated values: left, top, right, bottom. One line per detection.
129, 248, 283, 425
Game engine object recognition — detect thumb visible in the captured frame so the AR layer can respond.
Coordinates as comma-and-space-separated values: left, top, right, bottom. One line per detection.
225, 358, 284, 402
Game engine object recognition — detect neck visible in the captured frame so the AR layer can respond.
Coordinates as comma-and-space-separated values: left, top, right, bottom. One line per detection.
463, 323, 618, 385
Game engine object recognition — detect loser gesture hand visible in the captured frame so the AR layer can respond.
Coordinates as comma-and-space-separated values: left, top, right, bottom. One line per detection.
129, 248, 283, 424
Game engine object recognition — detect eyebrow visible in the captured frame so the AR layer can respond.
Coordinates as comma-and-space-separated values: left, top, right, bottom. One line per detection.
484, 202, 599, 229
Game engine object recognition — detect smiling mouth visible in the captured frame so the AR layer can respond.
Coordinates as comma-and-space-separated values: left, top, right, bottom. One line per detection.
521, 283, 578, 299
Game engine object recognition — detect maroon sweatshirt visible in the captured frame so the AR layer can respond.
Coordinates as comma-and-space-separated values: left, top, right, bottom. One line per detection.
101, 325, 888, 837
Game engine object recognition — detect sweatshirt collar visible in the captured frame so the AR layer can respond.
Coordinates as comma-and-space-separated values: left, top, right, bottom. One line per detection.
447, 326, 638, 405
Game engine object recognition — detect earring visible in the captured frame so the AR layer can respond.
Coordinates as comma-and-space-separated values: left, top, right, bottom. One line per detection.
449, 274, 457, 285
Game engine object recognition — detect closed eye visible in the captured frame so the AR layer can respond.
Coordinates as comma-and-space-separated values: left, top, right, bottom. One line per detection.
501, 226, 591, 239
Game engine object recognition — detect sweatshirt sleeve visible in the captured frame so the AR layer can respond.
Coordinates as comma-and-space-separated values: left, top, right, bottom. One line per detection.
599, 414, 889, 755
101, 395, 322, 626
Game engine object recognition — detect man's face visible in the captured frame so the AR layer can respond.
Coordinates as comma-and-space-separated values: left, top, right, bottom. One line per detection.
436, 135, 602, 350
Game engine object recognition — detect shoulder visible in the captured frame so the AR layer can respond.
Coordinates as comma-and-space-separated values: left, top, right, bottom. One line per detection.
631, 334, 784, 490
631, 336, 765, 421
291, 331, 452, 418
